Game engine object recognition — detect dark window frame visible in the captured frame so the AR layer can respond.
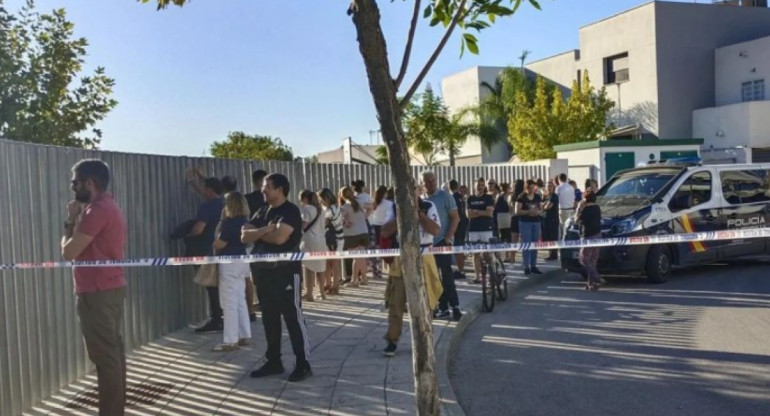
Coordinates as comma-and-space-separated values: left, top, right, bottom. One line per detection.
720, 169, 770, 205
741, 79, 765, 102
669, 171, 712, 212
604, 52, 630, 85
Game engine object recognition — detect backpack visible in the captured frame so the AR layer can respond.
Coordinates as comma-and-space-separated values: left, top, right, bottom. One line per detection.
325, 207, 340, 250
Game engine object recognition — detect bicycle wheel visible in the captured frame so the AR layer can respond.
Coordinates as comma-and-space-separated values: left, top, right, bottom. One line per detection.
495, 256, 508, 301
481, 258, 496, 313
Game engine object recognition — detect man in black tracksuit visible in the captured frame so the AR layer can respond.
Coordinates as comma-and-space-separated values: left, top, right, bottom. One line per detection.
241, 173, 312, 382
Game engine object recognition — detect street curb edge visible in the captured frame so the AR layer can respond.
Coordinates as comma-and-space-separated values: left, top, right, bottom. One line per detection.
437, 268, 573, 416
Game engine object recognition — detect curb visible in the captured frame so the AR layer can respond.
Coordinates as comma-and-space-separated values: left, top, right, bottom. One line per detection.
437, 268, 573, 416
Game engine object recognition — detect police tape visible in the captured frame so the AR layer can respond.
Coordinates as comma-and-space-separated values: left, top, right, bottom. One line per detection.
1, 227, 769, 271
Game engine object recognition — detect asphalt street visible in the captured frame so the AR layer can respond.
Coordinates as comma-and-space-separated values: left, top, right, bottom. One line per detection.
450, 261, 770, 416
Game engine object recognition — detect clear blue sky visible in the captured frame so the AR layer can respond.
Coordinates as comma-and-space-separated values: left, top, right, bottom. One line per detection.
8, 0, 696, 157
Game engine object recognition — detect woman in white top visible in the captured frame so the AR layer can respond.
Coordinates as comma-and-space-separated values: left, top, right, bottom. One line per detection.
299, 190, 327, 301
369, 186, 395, 277
353, 180, 374, 216
340, 186, 369, 287
354, 180, 381, 279
318, 188, 344, 295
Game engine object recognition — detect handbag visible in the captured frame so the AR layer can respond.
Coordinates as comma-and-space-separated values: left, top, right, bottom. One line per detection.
325, 207, 340, 250
194, 263, 218, 287
379, 233, 394, 264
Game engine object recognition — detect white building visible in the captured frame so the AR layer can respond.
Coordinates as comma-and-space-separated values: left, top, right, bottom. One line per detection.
439, 66, 513, 165
316, 137, 381, 165
526, 0, 770, 142
440, 1, 770, 167
694, 35, 770, 163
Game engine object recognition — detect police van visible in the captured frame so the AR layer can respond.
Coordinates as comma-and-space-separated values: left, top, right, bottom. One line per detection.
560, 159, 770, 283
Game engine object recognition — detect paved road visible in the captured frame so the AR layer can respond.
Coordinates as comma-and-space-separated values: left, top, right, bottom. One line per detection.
451, 261, 770, 416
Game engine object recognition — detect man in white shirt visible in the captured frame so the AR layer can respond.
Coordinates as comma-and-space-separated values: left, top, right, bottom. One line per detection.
555, 173, 576, 238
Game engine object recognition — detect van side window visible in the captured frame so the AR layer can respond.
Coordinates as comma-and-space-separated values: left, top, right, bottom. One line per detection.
720, 170, 770, 205
669, 171, 712, 212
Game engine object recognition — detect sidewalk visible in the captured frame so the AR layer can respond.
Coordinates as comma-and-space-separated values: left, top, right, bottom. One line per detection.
25, 255, 562, 416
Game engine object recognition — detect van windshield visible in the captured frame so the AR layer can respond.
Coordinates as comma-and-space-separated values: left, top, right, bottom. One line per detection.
596, 169, 680, 217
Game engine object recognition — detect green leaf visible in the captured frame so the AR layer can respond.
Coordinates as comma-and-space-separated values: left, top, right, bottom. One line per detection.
463, 33, 479, 55
529, 0, 542, 10
488, 13, 496, 23
423, 4, 432, 18
512, 0, 524, 14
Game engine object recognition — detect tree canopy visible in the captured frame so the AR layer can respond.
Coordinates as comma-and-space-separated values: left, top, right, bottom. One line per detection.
402, 84, 501, 166
0, 2, 117, 149
510, 71, 614, 161
209, 131, 294, 161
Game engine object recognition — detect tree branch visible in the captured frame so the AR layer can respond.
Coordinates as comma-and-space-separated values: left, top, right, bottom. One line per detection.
399, 0, 469, 110
394, 0, 421, 89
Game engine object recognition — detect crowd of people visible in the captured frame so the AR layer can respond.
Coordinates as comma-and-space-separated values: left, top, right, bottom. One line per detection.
60, 158, 604, 415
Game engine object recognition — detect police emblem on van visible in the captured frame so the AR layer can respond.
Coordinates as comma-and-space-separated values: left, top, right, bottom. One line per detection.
727, 216, 766, 228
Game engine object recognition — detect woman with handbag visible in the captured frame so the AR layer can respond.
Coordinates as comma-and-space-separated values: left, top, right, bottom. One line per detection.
369, 186, 394, 276
211, 192, 251, 352
318, 188, 344, 295
299, 190, 327, 301
340, 186, 369, 287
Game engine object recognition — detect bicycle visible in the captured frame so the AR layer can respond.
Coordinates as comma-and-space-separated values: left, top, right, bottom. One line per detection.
472, 237, 508, 313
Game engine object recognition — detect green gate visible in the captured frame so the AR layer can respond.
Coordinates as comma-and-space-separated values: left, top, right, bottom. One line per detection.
604, 152, 636, 182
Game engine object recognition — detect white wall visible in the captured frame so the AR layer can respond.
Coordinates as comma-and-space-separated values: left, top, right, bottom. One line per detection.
528, 3, 660, 135
715, 35, 770, 106
557, 148, 602, 185
559, 145, 701, 185
440, 66, 507, 164
518, 158, 570, 182
526, 50, 579, 89
693, 101, 770, 149
578, 3, 660, 135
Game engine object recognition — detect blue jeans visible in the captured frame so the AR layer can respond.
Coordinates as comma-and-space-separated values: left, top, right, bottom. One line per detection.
519, 220, 541, 269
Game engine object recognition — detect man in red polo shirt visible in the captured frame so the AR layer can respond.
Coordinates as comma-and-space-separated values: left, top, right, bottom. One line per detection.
61, 159, 127, 416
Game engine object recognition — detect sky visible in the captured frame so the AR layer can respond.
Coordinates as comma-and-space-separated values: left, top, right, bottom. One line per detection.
6, 0, 698, 158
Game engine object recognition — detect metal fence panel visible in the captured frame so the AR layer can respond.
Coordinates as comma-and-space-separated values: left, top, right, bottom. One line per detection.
0, 139, 548, 415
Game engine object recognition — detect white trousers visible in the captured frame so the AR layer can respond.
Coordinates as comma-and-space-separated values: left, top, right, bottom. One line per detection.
218, 263, 252, 344
559, 209, 575, 239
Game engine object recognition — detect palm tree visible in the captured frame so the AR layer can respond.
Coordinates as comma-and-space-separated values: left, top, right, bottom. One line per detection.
443, 107, 501, 166
374, 145, 390, 165
478, 65, 538, 157
403, 84, 502, 166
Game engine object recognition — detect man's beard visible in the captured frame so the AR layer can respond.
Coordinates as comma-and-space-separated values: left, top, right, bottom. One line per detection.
74, 189, 92, 203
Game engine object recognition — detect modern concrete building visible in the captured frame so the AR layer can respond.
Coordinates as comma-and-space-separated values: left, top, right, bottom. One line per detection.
316, 137, 381, 165
439, 1, 770, 167
694, 34, 770, 163
526, 0, 770, 141
439, 66, 512, 165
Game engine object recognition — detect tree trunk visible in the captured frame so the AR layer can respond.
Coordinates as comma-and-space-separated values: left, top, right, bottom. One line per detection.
350, 1, 441, 415
449, 147, 456, 167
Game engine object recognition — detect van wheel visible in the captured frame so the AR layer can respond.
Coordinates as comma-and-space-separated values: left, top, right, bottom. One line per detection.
645, 246, 672, 284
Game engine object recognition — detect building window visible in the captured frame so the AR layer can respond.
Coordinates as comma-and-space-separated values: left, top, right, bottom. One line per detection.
577, 69, 582, 89
742, 80, 765, 102
604, 53, 629, 85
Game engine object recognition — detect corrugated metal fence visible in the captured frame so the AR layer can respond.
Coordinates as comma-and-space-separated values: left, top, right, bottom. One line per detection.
0, 139, 548, 415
